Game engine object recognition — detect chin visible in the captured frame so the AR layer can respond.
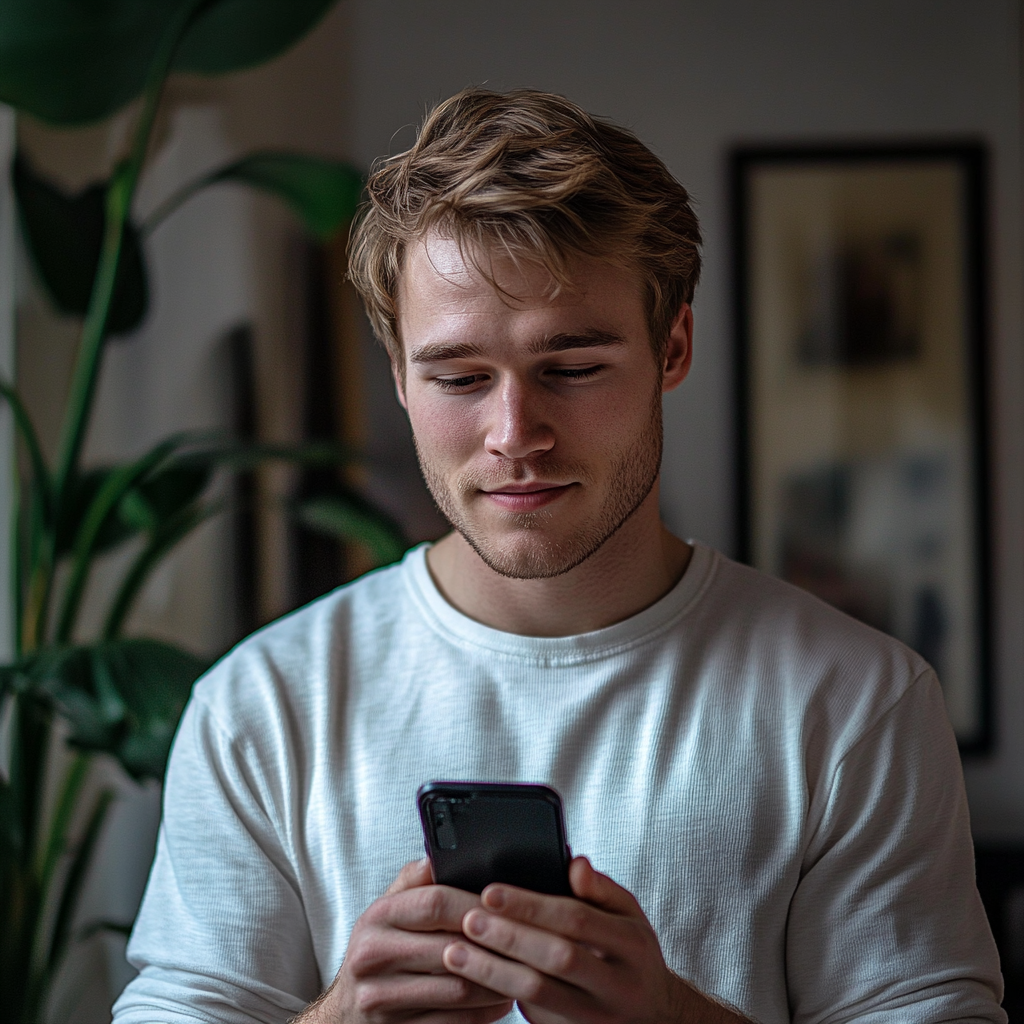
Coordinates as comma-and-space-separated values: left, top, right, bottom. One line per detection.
459, 524, 618, 580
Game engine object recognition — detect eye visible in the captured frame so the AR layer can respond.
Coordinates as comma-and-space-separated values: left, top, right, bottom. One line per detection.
551, 365, 603, 381
434, 374, 485, 391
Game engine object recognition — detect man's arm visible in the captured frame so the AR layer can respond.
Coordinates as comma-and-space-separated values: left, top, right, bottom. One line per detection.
112, 694, 322, 1024
784, 670, 1005, 1023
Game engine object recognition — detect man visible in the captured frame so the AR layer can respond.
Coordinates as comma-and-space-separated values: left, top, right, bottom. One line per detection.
113, 89, 1005, 1024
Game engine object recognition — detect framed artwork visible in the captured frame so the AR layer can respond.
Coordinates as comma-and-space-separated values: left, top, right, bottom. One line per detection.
731, 143, 991, 752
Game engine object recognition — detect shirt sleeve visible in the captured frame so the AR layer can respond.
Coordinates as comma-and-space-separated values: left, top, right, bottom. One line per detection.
111, 690, 322, 1024
786, 670, 1006, 1024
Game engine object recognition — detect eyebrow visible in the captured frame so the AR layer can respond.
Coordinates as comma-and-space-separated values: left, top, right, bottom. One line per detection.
409, 329, 626, 364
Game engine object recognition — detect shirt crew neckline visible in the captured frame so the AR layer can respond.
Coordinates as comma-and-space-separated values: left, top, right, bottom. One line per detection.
402, 539, 718, 665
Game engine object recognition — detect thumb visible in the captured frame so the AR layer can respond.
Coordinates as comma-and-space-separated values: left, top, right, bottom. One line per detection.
386, 857, 433, 895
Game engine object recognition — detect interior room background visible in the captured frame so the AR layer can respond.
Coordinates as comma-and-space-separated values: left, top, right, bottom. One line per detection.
2, 0, 1021, 1018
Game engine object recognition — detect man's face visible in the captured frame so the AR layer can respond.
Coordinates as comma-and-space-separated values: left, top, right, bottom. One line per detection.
396, 233, 688, 579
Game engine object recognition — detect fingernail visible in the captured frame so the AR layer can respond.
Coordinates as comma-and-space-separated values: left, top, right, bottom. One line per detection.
483, 887, 505, 909
465, 911, 487, 937
446, 944, 468, 967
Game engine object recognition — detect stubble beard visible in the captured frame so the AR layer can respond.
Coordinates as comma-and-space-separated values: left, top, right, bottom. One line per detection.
416, 392, 664, 580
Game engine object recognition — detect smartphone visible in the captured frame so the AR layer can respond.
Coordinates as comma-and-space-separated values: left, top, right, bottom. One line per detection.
417, 781, 572, 896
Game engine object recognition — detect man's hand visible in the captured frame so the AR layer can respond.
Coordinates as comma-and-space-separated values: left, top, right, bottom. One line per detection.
441, 857, 748, 1024
298, 859, 513, 1023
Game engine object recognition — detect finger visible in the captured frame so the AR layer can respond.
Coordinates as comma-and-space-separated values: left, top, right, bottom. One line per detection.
377, 882, 483, 933
479, 881, 618, 946
354, 969, 515, 1013
346, 928, 476, 977
461, 908, 604, 992
385, 857, 434, 895
568, 856, 645, 918
443, 940, 582, 1015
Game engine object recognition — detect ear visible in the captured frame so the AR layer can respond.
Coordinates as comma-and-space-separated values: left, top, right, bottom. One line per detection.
661, 302, 693, 393
392, 359, 408, 410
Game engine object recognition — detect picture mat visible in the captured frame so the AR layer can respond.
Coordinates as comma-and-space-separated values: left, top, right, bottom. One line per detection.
744, 160, 981, 742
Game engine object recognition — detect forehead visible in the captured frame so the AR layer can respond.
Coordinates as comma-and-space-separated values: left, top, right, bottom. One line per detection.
396, 233, 644, 347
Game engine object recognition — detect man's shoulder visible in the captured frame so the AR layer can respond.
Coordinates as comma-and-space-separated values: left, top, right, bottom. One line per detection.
187, 551, 423, 736
692, 546, 934, 733
709, 549, 925, 662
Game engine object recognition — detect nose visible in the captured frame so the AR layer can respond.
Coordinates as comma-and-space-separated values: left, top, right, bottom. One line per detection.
483, 377, 555, 461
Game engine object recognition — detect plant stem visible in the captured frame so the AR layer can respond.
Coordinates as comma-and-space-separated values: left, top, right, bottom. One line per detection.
34, 751, 90, 908
102, 500, 222, 640
10, 451, 22, 660
0, 381, 53, 654
31, 787, 115, 1018
20, 751, 90, 1019
0, 381, 52, 518
46, 0, 216, 644
55, 436, 183, 645
140, 168, 223, 237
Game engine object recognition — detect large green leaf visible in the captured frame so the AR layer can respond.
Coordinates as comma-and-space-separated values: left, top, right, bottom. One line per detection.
0, 3, 169, 126
212, 153, 363, 240
54, 462, 212, 556
173, 437, 357, 473
0, 667, 20, 702
124, 463, 213, 532
175, 0, 339, 76
14, 640, 207, 780
98, 640, 207, 778
0, 0, 339, 126
297, 492, 408, 567
12, 155, 148, 336
57, 442, 189, 642
56, 469, 135, 557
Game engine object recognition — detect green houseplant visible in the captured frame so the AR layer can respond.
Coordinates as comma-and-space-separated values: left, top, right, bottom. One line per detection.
0, 2, 405, 1018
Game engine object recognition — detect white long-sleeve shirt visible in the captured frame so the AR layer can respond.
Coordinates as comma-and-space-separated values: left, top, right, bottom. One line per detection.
113, 542, 1005, 1023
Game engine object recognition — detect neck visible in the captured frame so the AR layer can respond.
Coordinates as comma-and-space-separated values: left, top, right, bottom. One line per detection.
425, 487, 692, 636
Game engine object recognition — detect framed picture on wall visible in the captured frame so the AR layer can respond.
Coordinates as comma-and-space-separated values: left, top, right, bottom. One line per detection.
731, 143, 991, 752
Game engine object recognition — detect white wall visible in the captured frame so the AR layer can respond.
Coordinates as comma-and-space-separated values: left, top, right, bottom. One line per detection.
343, 0, 1024, 841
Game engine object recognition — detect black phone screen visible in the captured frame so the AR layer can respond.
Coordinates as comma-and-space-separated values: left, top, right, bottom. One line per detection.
417, 781, 572, 896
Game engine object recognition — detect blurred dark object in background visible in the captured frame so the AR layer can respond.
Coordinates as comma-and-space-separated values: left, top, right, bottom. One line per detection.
975, 845, 1024, 1019
227, 322, 260, 640
292, 239, 347, 607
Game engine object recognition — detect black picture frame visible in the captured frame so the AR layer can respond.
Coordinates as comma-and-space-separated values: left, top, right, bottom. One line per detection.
731, 142, 991, 753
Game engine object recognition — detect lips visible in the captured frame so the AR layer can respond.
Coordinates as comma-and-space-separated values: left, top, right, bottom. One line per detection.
481, 482, 576, 512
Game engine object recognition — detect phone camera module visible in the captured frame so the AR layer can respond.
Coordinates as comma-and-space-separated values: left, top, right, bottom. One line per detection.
431, 801, 458, 850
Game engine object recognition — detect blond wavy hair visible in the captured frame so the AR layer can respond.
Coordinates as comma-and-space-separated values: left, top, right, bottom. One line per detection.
347, 88, 702, 365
